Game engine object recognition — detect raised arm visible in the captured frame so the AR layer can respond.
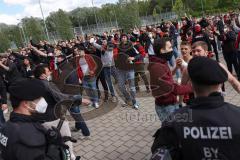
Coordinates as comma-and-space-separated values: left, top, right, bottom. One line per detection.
31, 45, 48, 57
219, 63, 240, 93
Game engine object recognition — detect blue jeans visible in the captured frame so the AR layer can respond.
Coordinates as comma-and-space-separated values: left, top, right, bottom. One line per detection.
69, 99, 90, 136
103, 66, 117, 96
82, 76, 98, 103
117, 69, 137, 105
155, 104, 179, 121
169, 46, 181, 79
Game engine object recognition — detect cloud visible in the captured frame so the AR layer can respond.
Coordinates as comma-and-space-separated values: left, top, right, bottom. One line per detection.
3, 0, 32, 5
0, 14, 22, 25
0, 0, 117, 25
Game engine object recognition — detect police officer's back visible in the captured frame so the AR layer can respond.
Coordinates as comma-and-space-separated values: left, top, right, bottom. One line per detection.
151, 57, 240, 160
0, 79, 65, 160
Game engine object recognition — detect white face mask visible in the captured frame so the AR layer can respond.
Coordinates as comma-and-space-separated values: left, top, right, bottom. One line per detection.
32, 98, 48, 113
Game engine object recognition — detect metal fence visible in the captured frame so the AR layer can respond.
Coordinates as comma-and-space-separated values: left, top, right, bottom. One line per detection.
74, 12, 177, 35
26, 12, 177, 44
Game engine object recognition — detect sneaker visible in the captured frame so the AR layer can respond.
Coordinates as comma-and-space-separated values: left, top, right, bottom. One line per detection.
94, 103, 100, 109
133, 103, 139, 110
111, 96, 117, 103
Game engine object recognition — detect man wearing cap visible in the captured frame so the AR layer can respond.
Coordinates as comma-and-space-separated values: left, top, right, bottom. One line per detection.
0, 79, 67, 160
151, 57, 240, 160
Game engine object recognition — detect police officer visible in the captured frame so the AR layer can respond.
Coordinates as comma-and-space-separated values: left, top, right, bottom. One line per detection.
0, 74, 7, 127
0, 79, 68, 160
151, 57, 240, 160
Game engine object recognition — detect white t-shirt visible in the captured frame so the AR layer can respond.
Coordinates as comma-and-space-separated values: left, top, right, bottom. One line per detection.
148, 39, 155, 55
79, 57, 89, 75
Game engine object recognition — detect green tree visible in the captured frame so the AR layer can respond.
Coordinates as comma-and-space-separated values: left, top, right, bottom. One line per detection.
117, 0, 141, 32
0, 24, 23, 48
153, 8, 158, 19
173, 0, 184, 17
6, 26, 23, 47
0, 32, 11, 52
22, 17, 44, 42
218, 0, 234, 8
143, 0, 176, 15
69, 7, 98, 27
138, 0, 151, 16
48, 9, 73, 40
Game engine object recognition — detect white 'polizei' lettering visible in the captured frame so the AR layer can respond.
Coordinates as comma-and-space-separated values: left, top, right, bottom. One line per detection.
183, 127, 232, 140
0, 133, 8, 147
211, 127, 219, 139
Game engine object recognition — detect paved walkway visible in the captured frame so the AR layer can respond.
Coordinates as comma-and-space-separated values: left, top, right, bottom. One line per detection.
71, 80, 240, 160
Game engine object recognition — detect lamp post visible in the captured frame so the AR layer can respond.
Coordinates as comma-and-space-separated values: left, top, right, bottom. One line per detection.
39, 0, 50, 41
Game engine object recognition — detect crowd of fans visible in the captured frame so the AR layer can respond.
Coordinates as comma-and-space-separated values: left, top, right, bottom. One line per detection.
1, 11, 240, 159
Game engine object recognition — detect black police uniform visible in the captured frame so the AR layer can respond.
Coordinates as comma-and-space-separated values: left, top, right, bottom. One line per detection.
151, 92, 240, 160
0, 79, 65, 160
0, 112, 63, 160
151, 57, 240, 160
0, 75, 7, 105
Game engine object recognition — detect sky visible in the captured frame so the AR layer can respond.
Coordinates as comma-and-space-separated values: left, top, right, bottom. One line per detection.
0, 0, 118, 25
